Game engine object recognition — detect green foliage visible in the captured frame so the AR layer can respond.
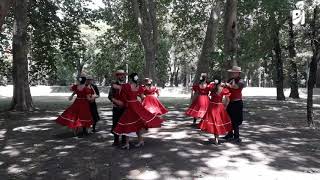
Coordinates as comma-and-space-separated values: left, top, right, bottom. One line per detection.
29, 0, 61, 85
156, 37, 171, 87
1, 0, 317, 88
0, 6, 13, 85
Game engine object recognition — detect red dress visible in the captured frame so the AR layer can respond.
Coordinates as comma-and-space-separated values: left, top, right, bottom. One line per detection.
142, 86, 168, 115
113, 83, 164, 134
198, 88, 233, 135
185, 83, 213, 118
55, 85, 94, 129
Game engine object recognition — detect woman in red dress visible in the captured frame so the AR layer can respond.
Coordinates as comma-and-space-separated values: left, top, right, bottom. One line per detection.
55, 76, 95, 136
113, 73, 164, 149
185, 73, 213, 126
198, 80, 233, 145
142, 78, 168, 115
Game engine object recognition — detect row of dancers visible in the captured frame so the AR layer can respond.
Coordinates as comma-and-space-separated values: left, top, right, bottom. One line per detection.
55, 66, 244, 149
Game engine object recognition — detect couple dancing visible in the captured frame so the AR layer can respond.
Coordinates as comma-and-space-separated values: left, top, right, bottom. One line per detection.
186, 66, 244, 145
108, 70, 168, 149
55, 75, 100, 136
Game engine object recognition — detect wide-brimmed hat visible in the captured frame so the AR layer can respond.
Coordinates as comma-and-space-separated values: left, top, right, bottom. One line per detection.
114, 69, 127, 76
227, 66, 242, 73
200, 73, 207, 77
144, 78, 152, 84
86, 75, 94, 80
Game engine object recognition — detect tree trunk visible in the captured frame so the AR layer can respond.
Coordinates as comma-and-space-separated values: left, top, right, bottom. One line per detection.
315, 62, 320, 87
193, 0, 221, 83
307, 52, 319, 127
174, 66, 179, 87
182, 64, 187, 87
76, 60, 84, 78
132, 0, 158, 81
0, 0, 12, 31
272, 23, 285, 101
10, 0, 33, 111
288, 15, 300, 99
169, 72, 174, 87
307, 5, 320, 127
223, 0, 238, 71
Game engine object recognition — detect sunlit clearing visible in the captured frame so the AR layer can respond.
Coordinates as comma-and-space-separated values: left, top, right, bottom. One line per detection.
148, 130, 188, 140
7, 164, 26, 174
176, 170, 190, 177
140, 153, 154, 158
1, 146, 20, 157
169, 148, 179, 152
21, 158, 32, 162
13, 124, 52, 132
177, 151, 189, 158
28, 116, 56, 121
128, 169, 160, 180
57, 151, 69, 156
54, 145, 76, 150
0, 129, 7, 139
37, 171, 48, 175
100, 111, 112, 116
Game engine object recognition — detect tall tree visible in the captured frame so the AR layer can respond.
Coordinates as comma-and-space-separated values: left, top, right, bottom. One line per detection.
59, 0, 94, 78
10, 0, 33, 111
194, 0, 222, 83
288, 14, 299, 99
132, 0, 158, 80
0, 0, 12, 31
272, 21, 286, 101
29, 0, 61, 85
223, 0, 238, 70
307, 5, 320, 127
264, 0, 288, 101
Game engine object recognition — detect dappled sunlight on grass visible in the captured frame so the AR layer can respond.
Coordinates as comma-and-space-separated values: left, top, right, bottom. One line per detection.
27, 116, 56, 121
13, 124, 52, 132
0, 96, 319, 179
1, 146, 21, 157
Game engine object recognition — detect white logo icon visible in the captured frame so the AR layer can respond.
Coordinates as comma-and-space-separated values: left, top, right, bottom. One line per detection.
292, 1, 305, 25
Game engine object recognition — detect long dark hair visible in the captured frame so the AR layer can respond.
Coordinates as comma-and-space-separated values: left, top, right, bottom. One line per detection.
129, 73, 139, 83
211, 79, 221, 94
79, 76, 87, 85
199, 75, 207, 84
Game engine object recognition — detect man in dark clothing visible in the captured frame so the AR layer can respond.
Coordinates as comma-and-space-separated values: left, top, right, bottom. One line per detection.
223, 66, 245, 143
108, 70, 127, 146
86, 75, 100, 133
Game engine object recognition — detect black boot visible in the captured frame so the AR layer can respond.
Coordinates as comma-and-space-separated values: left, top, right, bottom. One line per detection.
222, 132, 234, 140
112, 135, 120, 146
83, 128, 89, 135
92, 123, 96, 133
121, 135, 126, 144
192, 118, 197, 127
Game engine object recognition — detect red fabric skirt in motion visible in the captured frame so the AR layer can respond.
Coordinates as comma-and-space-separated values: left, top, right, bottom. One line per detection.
55, 98, 93, 129
185, 95, 209, 118
198, 102, 232, 135
142, 95, 168, 115
114, 100, 164, 134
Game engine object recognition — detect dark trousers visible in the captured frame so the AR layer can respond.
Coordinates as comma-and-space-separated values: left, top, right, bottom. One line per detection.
226, 100, 243, 139
90, 102, 100, 129
112, 107, 126, 143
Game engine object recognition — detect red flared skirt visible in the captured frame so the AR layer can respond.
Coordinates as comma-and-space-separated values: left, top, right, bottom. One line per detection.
185, 95, 209, 118
114, 100, 164, 134
55, 99, 93, 129
198, 102, 232, 135
142, 95, 168, 115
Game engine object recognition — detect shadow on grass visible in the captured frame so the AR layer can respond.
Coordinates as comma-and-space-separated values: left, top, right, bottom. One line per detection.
0, 96, 319, 179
